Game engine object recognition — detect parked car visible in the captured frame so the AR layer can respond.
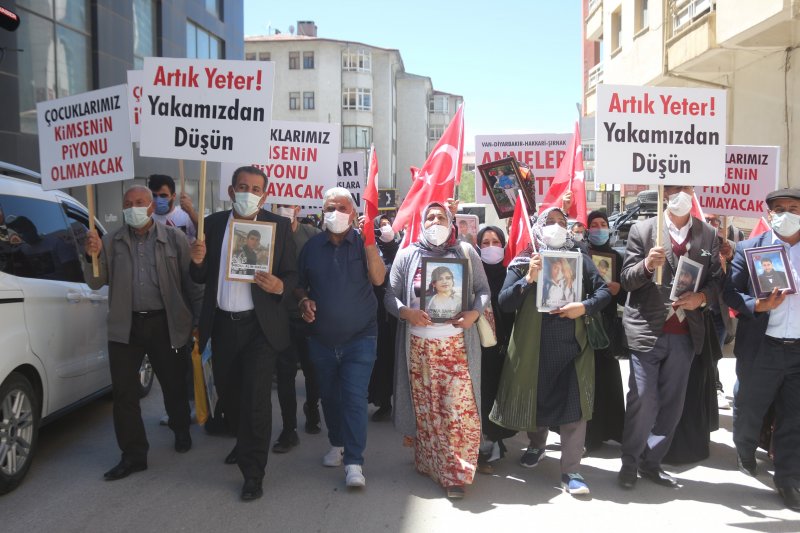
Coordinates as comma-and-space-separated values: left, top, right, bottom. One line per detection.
609, 189, 659, 255
0, 163, 153, 494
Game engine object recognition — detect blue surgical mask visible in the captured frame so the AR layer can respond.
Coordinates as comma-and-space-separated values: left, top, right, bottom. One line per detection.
154, 197, 171, 215
588, 228, 610, 246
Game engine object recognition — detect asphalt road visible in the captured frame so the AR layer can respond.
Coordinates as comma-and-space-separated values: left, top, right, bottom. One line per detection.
1, 350, 799, 533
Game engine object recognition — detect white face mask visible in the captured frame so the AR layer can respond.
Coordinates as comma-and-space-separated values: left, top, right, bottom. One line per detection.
771, 211, 800, 237
324, 210, 352, 234
424, 224, 451, 246
233, 192, 262, 217
379, 225, 395, 242
123, 205, 151, 229
667, 191, 693, 217
480, 245, 504, 265
572, 232, 584, 242
541, 223, 568, 248
277, 207, 295, 221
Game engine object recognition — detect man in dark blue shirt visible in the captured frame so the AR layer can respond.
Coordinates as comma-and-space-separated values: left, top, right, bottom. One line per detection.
295, 187, 385, 489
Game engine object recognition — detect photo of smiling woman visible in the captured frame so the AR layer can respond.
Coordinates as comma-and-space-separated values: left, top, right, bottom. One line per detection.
423, 263, 467, 321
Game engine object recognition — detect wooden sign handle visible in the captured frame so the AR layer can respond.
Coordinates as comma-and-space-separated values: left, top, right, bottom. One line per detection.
655, 185, 664, 286
179, 159, 185, 196
86, 185, 99, 278
197, 160, 206, 241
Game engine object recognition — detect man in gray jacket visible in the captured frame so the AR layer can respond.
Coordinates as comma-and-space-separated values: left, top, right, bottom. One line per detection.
84, 185, 201, 481
618, 184, 721, 489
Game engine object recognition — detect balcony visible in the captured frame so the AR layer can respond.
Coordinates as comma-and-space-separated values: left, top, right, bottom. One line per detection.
669, 0, 713, 39
587, 62, 603, 92
666, 0, 718, 73
585, 0, 602, 41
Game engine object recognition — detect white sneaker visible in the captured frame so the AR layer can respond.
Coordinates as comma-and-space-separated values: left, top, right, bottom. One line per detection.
345, 464, 365, 487
322, 446, 344, 467
717, 390, 731, 410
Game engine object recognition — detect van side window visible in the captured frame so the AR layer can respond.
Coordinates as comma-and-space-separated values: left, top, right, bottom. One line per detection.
0, 194, 83, 282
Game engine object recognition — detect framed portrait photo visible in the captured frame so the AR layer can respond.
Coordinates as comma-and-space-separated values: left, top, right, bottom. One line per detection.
590, 251, 617, 284
455, 214, 479, 247
744, 245, 796, 298
477, 156, 536, 219
226, 219, 276, 283
537, 250, 583, 312
419, 257, 469, 323
669, 255, 704, 301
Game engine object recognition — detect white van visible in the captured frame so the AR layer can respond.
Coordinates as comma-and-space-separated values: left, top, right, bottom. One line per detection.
0, 163, 152, 494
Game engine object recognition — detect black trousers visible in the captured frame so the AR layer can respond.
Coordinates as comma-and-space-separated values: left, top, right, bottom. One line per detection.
108, 312, 190, 465
275, 318, 320, 431
211, 310, 277, 479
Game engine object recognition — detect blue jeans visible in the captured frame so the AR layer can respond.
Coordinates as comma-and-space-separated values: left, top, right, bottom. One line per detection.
308, 335, 377, 465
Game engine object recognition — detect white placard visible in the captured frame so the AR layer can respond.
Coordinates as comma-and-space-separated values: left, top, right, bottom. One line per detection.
696, 145, 781, 218
219, 120, 340, 208
140, 57, 274, 162
595, 84, 727, 185
337, 152, 365, 212
37, 84, 134, 190
126, 70, 144, 143
475, 133, 572, 204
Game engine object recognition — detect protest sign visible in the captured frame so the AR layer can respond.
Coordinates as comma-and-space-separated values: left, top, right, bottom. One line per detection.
337, 152, 365, 211
475, 133, 572, 204
126, 70, 143, 143
595, 84, 726, 185
696, 145, 780, 217
37, 84, 134, 190
139, 57, 274, 162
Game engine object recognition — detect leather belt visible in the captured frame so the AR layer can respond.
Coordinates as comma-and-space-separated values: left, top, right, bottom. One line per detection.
217, 308, 255, 321
766, 336, 800, 345
132, 309, 165, 318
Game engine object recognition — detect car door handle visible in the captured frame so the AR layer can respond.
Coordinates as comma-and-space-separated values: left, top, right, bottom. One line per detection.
87, 293, 108, 302
66, 291, 83, 303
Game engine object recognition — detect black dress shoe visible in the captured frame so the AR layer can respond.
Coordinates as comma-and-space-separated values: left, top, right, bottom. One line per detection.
737, 454, 757, 477
639, 467, 678, 487
241, 477, 263, 501
778, 486, 800, 512
304, 402, 321, 435
371, 405, 392, 422
272, 429, 300, 453
617, 465, 638, 489
225, 446, 238, 465
174, 432, 192, 453
103, 460, 147, 481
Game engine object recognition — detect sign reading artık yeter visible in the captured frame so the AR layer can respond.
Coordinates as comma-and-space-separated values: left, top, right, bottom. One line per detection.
37, 84, 134, 190
139, 57, 274, 162
695, 145, 781, 217
126, 70, 144, 143
337, 152, 365, 210
475, 134, 572, 204
595, 84, 727, 185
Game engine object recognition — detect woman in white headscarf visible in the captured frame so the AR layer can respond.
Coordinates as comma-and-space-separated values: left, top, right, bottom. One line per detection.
385, 201, 490, 500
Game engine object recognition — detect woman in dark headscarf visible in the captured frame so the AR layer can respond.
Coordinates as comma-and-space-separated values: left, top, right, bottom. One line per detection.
475, 226, 517, 472
490, 207, 611, 496
368, 215, 400, 421
584, 210, 627, 452
385, 202, 490, 499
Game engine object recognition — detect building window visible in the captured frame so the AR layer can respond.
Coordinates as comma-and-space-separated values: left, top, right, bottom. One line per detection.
587, 191, 597, 203
428, 95, 449, 114
303, 51, 314, 69
343, 126, 372, 149
635, 0, 649, 34
342, 88, 372, 111
16, 0, 92, 134
289, 92, 300, 110
187, 20, 224, 59
289, 51, 300, 70
133, 0, 157, 69
611, 8, 622, 53
205, 0, 222, 19
259, 51, 271, 61
245, 52, 256, 60
342, 49, 371, 72
303, 92, 315, 110
428, 126, 444, 140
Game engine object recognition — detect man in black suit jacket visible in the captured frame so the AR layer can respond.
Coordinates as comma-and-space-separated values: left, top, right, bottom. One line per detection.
618, 184, 721, 490
724, 188, 800, 512
190, 166, 297, 501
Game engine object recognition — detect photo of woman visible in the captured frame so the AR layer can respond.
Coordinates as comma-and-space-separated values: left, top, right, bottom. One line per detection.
426, 266, 461, 320
543, 257, 577, 308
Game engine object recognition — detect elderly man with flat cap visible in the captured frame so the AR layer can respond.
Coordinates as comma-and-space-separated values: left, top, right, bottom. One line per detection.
724, 187, 800, 512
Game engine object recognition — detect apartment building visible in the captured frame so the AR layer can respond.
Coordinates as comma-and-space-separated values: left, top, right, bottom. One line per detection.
245, 22, 462, 202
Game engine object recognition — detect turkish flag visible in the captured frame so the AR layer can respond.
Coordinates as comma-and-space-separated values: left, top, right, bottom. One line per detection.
393, 103, 464, 247
504, 190, 534, 266
362, 145, 379, 245
750, 216, 770, 238
539, 121, 586, 224
690, 193, 706, 220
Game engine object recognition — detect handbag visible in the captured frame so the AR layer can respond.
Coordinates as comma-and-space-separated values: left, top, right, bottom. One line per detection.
584, 312, 610, 350
460, 242, 497, 347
